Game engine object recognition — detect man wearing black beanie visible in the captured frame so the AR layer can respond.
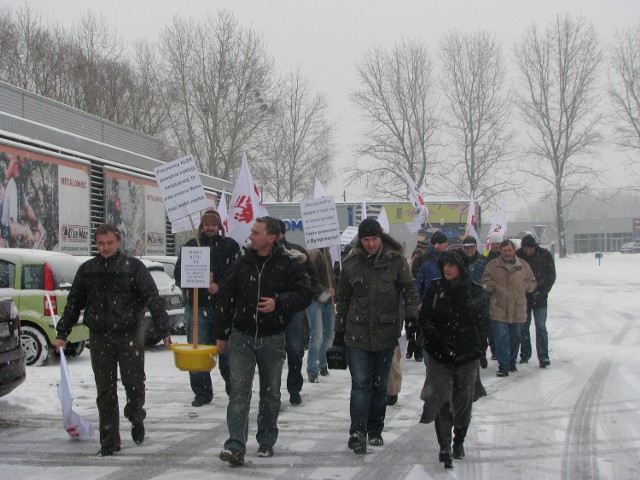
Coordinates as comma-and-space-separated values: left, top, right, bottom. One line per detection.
334, 217, 419, 454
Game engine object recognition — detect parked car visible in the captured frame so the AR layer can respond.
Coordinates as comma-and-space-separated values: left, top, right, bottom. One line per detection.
0, 249, 89, 367
139, 255, 178, 280
74, 257, 184, 347
0, 298, 26, 397
620, 242, 640, 254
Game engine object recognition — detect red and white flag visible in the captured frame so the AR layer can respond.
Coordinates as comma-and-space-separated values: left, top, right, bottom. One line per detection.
400, 167, 428, 232
465, 192, 481, 248
486, 203, 508, 250
217, 189, 229, 234
227, 152, 268, 245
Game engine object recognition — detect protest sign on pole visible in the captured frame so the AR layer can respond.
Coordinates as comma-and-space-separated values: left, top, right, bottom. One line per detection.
153, 155, 209, 224
179, 247, 211, 289
340, 226, 359, 246
299, 196, 341, 250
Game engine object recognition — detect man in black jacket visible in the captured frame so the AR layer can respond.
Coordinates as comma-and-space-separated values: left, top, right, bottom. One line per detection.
174, 209, 240, 406
216, 216, 313, 466
55, 223, 172, 457
516, 234, 556, 367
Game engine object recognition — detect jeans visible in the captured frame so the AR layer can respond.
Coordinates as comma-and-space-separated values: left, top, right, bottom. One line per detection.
519, 305, 549, 362
285, 310, 306, 394
90, 331, 146, 448
185, 302, 229, 402
346, 346, 395, 436
306, 301, 335, 376
224, 330, 286, 454
491, 320, 521, 371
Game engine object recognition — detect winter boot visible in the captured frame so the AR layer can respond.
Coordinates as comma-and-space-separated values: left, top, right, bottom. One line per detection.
452, 426, 468, 459
434, 417, 453, 469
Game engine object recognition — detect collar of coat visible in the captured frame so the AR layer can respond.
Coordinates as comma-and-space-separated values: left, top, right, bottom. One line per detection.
347, 232, 405, 263
495, 255, 525, 271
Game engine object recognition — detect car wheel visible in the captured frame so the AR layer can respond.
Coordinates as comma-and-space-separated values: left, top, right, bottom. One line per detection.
21, 325, 50, 367
64, 341, 86, 357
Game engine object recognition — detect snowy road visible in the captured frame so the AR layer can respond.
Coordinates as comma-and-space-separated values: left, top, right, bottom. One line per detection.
1, 254, 639, 479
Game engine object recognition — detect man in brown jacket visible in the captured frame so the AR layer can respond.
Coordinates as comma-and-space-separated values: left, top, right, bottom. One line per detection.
481, 239, 536, 377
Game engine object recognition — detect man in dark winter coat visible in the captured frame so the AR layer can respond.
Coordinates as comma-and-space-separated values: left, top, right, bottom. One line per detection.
215, 216, 313, 466
418, 249, 487, 468
516, 234, 556, 368
335, 218, 420, 455
55, 223, 172, 457
174, 209, 241, 406
277, 219, 319, 405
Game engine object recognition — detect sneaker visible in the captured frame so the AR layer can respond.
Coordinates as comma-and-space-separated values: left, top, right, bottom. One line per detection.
414, 352, 424, 362
131, 422, 145, 444
405, 351, 413, 359
308, 375, 319, 383
496, 368, 509, 377
368, 432, 384, 446
509, 365, 517, 373
320, 367, 329, 376
219, 448, 245, 466
539, 359, 551, 368
519, 357, 530, 364
289, 392, 302, 406
257, 444, 273, 457
96, 446, 121, 457
387, 394, 398, 406
348, 433, 366, 454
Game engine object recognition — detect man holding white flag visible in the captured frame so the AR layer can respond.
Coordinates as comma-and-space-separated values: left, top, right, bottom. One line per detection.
226, 153, 268, 245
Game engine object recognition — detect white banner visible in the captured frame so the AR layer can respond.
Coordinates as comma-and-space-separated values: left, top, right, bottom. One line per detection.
179, 247, 211, 288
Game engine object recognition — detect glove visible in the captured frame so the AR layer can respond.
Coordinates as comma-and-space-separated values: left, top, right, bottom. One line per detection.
333, 331, 345, 348
405, 318, 419, 338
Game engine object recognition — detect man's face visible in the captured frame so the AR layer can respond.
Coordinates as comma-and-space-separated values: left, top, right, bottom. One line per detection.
249, 222, 276, 253
523, 246, 535, 256
361, 236, 382, 255
96, 232, 121, 258
463, 245, 477, 256
490, 242, 501, 252
201, 219, 220, 237
501, 244, 516, 260
434, 241, 448, 253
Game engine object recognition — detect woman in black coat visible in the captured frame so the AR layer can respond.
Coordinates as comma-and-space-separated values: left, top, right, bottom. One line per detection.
418, 250, 487, 469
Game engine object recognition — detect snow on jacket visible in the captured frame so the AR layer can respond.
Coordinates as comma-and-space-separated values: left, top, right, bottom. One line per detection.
419, 251, 487, 365
214, 243, 313, 339
174, 232, 241, 305
56, 251, 170, 338
516, 246, 556, 308
481, 255, 537, 324
335, 232, 420, 352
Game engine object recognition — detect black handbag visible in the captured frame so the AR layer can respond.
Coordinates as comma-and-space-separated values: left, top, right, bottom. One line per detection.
326, 345, 347, 370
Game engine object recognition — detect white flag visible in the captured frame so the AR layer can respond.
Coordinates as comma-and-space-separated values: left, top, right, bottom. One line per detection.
313, 178, 326, 199
486, 203, 508, 250
227, 152, 269, 245
400, 167, 428, 231
360, 200, 367, 222
218, 189, 229, 235
58, 351, 95, 441
377, 206, 390, 233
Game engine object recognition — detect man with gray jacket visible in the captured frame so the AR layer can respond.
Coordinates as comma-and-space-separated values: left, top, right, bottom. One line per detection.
334, 218, 419, 454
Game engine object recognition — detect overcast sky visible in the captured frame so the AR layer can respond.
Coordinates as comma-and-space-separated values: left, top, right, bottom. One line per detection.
4, 0, 640, 215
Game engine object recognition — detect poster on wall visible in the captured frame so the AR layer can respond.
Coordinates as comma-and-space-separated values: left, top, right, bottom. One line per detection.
0, 143, 91, 254
104, 168, 166, 256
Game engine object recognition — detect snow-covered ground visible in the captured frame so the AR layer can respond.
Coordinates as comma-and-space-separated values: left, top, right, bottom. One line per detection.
1, 252, 639, 480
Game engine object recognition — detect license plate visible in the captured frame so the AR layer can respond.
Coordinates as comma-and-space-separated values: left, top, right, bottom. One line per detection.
0, 322, 9, 338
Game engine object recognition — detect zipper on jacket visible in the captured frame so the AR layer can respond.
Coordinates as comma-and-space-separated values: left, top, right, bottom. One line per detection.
254, 254, 272, 341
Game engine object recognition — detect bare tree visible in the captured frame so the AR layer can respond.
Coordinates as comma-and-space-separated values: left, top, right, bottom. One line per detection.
348, 40, 441, 198
159, 11, 277, 180
514, 14, 604, 258
609, 24, 640, 183
253, 67, 335, 201
439, 30, 516, 207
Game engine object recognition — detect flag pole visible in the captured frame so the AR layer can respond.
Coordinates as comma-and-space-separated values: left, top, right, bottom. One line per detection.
188, 214, 199, 349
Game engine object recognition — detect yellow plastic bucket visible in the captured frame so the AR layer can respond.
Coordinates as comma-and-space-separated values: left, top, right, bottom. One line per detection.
169, 344, 218, 372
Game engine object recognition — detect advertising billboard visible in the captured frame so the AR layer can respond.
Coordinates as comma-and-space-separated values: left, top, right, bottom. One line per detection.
0, 143, 91, 254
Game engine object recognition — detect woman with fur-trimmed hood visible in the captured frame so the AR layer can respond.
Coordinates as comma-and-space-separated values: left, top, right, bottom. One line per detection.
334, 218, 419, 455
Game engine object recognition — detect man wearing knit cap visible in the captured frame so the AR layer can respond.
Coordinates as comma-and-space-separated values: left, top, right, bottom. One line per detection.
516, 234, 556, 368
334, 217, 419, 454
